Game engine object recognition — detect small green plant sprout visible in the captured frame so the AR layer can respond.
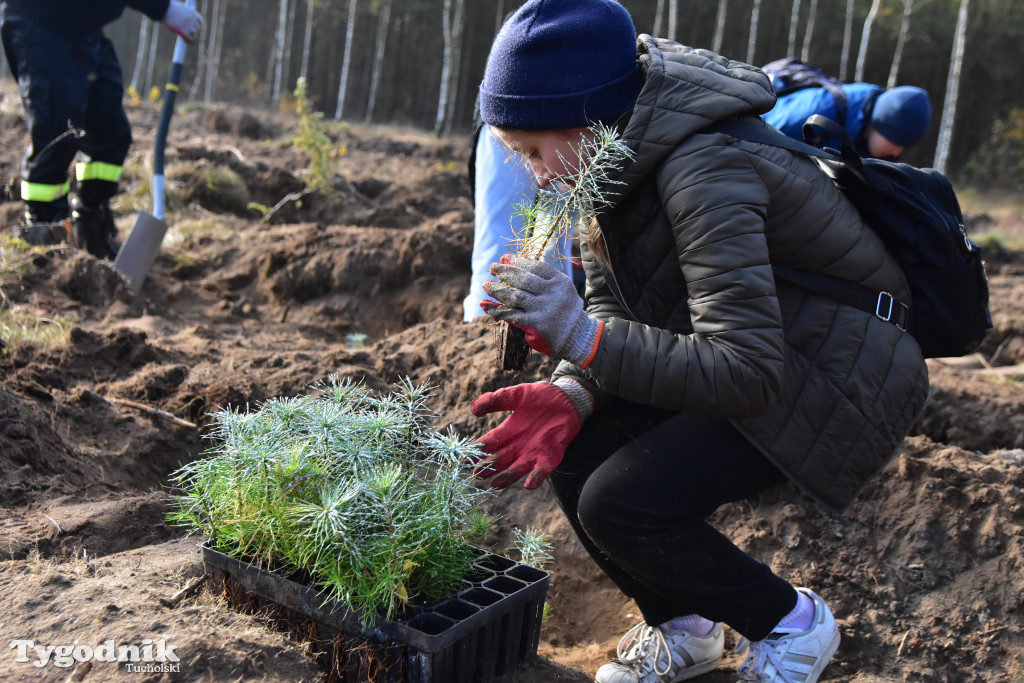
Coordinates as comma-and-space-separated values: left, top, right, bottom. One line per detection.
509, 527, 555, 625
509, 527, 554, 570
294, 77, 334, 195
167, 375, 494, 624
256, 77, 336, 223
345, 332, 369, 349
511, 121, 634, 263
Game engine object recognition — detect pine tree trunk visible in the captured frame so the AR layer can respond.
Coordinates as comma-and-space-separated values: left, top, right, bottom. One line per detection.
265, 1, 280, 100
746, 0, 762, 64
300, 0, 314, 81
800, 0, 819, 62
855, 0, 882, 82
787, 0, 802, 57
839, 0, 856, 81
335, 0, 359, 120
434, 0, 453, 135
204, 0, 227, 104
668, 0, 678, 42
935, 0, 970, 173
887, 0, 914, 88
130, 18, 150, 92
144, 22, 160, 93
443, 0, 466, 136
712, 0, 729, 54
189, 0, 208, 100
271, 0, 290, 103
653, 0, 664, 37
493, 0, 505, 36
198, 0, 222, 102
365, 0, 392, 124
282, 0, 298, 94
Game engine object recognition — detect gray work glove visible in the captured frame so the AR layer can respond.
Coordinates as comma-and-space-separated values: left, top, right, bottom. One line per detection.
481, 255, 604, 369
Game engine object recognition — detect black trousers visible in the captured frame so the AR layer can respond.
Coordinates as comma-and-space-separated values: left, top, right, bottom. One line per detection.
1, 12, 131, 208
549, 398, 798, 641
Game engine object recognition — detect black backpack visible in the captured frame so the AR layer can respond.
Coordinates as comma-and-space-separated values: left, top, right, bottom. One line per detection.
712, 114, 992, 359
762, 57, 848, 127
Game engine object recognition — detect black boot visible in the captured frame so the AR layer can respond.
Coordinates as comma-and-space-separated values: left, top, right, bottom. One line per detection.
71, 197, 118, 260
18, 199, 71, 246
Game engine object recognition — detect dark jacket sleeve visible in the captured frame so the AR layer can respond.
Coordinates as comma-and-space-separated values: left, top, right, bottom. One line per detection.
128, 0, 172, 22
551, 238, 628, 408
4, 0, 171, 34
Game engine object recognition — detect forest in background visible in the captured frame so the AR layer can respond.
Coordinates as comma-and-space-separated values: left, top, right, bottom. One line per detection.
7, 0, 1024, 181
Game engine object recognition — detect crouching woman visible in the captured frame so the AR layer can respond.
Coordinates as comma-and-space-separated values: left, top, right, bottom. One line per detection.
469, 1, 928, 682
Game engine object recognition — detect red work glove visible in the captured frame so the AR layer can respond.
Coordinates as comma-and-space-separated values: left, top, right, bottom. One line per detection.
481, 255, 604, 369
471, 382, 583, 490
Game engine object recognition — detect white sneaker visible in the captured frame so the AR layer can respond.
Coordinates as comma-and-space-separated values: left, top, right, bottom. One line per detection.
596, 620, 725, 683
735, 588, 840, 683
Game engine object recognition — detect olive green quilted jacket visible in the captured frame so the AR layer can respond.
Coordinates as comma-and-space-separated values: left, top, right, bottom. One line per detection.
553, 37, 929, 511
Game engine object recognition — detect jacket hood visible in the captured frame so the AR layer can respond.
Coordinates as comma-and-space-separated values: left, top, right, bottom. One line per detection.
612, 37, 777, 193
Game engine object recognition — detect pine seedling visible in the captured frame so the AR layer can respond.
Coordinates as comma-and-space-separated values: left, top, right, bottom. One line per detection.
511, 121, 634, 263
293, 77, 333, 194
254, 78, 336, 223
167, 375, 493, 624
510, 527, 554, 570
510, 527, 555, 625
495, 123, 633, 370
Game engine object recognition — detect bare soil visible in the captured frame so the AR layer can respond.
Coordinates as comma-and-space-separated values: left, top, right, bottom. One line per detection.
1, 98, 1023, 683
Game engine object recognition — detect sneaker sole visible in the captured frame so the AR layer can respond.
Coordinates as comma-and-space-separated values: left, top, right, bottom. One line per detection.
669, 654, 723, 682
804, 628, 841, 683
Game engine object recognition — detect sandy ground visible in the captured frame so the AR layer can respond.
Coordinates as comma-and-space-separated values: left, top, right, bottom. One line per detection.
1, 97, 1023, 683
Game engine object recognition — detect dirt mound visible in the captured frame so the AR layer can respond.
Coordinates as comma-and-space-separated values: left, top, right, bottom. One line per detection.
1, 101, 1023, 682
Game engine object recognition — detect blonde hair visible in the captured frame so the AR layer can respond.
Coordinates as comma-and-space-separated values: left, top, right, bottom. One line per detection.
584, 217, 610, 266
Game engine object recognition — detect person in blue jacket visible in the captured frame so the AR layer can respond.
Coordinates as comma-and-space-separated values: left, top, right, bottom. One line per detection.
2, 0, 201, 258
762, 83, 931, 160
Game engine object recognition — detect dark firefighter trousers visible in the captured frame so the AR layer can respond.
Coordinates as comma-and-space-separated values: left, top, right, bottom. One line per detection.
1, 10, 131, 212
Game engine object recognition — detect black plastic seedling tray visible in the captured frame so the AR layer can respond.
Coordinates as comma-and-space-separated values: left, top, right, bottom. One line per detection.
202, 545, 549, 683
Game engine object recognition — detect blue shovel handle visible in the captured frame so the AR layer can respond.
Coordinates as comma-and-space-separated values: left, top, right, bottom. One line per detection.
152, 0, 195, 220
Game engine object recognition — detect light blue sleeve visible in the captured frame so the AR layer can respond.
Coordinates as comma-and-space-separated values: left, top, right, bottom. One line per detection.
463, 127, 575, 321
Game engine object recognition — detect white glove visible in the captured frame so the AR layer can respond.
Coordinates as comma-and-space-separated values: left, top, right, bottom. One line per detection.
162, 1, 203, 43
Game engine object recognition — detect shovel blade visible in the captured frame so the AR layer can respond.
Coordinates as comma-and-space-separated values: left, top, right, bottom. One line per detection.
114, 211, 167, 295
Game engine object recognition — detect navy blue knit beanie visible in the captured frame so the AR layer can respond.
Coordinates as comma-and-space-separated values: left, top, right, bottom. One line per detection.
479, 0, 642, 130
870, 86, 931, 147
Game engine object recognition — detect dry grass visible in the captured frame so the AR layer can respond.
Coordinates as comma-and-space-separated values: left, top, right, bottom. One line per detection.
959, 188, 1024, 237
0, 237, 71, 355
972, 229, 1024, 256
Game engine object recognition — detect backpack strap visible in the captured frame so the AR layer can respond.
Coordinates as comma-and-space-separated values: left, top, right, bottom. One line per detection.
706, 115, 911, 331
822, 84, 848, 127
712, 114, 862, 164
801, 114, 861, 158
772, 265, 910, 331
467, 121, 484, 207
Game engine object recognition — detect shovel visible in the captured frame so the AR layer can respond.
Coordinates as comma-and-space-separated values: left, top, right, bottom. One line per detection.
114, 4, 194, 295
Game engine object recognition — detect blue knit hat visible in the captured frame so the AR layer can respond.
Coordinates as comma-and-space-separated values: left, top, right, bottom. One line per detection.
479, 0, 642, 130
870, 86, 932, 147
